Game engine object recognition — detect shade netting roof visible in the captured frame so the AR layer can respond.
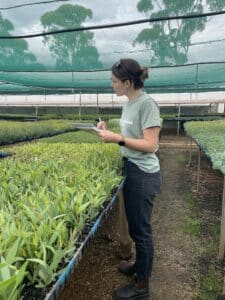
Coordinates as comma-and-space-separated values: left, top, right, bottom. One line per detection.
0, 0, 225, 95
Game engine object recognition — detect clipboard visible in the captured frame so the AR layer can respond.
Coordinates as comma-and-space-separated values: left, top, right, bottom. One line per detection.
71, 122, 102, 132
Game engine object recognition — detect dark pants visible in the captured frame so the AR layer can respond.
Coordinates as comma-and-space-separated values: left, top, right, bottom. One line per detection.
123, 158, 161, 280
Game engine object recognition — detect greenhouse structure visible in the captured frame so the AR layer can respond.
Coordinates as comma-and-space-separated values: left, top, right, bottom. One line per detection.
0, 1, 225, 299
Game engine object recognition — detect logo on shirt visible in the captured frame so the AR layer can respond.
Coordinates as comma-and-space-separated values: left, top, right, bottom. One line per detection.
120, 119, 133, 126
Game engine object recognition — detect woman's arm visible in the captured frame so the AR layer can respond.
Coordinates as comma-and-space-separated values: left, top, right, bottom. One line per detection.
98, 127, 160, 153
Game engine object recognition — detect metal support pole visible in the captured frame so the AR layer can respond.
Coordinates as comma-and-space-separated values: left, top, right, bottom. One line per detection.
196, 148, 201, 192
79, 91, 82, 120
219, 176, 225, 261
112, 93, 114, 108
44, 90, 47, 116
209, 103, 213, 113
73, 92, 76, 115
187, 137, 193, 167
96, 93, 99, 114
35, 106, 38, 120
177, 104, 181, 136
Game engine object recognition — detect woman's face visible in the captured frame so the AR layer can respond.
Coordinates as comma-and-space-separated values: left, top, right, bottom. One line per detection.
111, 73, 129, 96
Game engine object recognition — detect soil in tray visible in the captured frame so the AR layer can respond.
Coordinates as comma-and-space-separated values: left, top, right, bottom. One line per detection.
22, 285, 47, 300
58, 147, 224, 300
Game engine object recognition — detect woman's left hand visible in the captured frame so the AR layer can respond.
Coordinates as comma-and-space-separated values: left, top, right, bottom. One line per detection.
98, 130, 121, 143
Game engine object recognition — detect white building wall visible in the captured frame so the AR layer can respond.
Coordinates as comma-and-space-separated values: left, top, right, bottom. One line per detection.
0, 92, 225, 107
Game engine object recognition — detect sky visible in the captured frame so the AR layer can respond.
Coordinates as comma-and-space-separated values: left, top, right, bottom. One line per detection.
1, 0, 225, 66
2, 0, 142, 65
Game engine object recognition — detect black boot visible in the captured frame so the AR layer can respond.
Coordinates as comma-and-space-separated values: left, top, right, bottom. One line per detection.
112, 277, 149, 300
118, 261, 136, 277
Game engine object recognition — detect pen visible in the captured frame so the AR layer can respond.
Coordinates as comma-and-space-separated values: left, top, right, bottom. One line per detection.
98, 117, 105, 130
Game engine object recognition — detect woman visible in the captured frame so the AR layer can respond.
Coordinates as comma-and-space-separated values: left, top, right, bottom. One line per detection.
97, 58, 161, 300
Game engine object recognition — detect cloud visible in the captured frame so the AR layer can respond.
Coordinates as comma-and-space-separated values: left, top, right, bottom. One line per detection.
188, 14, 225, 63
1, 0, 142, 67
1, 0, 225, 68
2, 0, 141, 34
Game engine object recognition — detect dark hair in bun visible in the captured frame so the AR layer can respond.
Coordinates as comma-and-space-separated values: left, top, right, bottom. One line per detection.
112, 58, 148, 89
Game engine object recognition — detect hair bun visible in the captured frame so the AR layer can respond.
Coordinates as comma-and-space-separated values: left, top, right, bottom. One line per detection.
141, 67, 149, 81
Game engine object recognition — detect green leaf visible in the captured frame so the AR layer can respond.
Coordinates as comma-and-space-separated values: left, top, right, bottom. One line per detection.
0, 262, 27, 300
5, 238, 21, 265
27, 258, 47, 268
0, 257, 10, 281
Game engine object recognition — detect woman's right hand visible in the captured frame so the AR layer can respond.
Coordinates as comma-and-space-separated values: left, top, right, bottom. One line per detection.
97, 121, 107, 130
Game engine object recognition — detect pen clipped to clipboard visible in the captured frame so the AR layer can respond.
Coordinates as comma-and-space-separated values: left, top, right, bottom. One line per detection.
71, 122, 102, 133
98, 117, 106, 130
72, 117, 105, 133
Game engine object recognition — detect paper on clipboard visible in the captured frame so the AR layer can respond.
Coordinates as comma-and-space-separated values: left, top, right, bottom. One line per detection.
72, 122, 102, 132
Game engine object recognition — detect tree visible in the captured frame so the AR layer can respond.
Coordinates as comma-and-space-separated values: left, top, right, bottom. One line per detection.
134, 0, 210, 66
41, 4, 102, 70
0, 12, 43, 71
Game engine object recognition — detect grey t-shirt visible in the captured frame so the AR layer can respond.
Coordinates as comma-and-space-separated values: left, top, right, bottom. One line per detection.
120, 91, 160, 173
